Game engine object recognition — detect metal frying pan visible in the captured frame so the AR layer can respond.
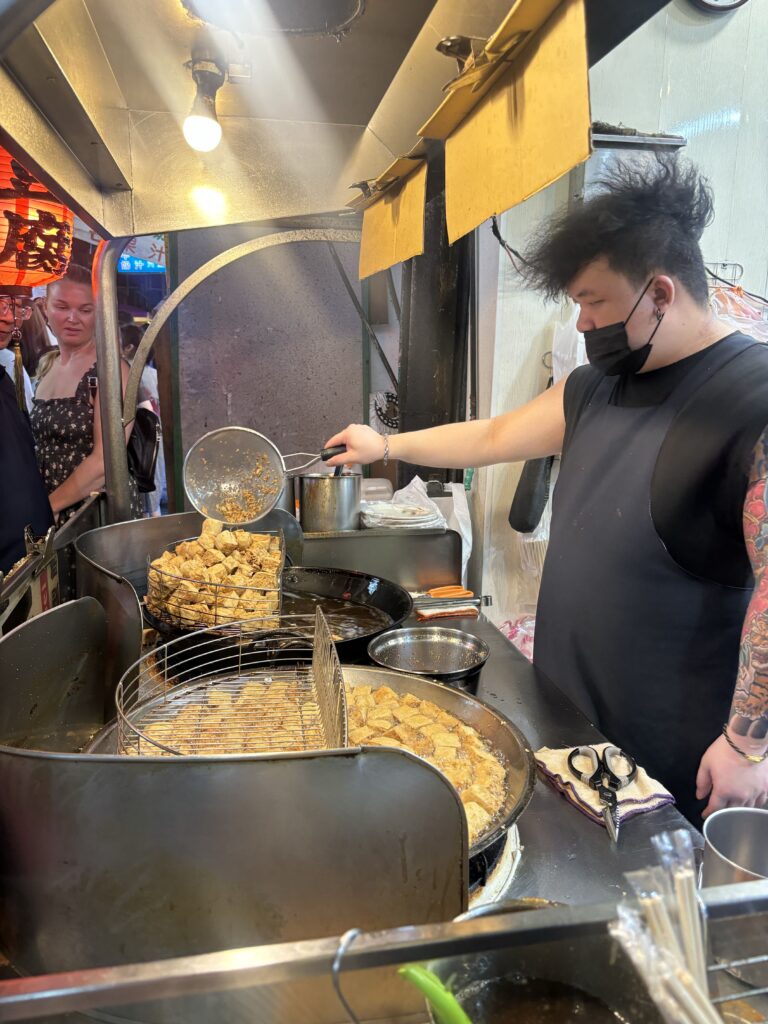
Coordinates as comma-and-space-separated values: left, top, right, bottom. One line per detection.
183, 426, 346, 526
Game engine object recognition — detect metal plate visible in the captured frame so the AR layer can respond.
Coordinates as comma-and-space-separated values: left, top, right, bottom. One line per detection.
342, 665, 536, 856
368, 626, 489, 680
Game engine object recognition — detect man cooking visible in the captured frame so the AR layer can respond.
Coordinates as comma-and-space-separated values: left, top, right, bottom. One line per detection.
0, 292, 54, 575
325, 157, 768, 823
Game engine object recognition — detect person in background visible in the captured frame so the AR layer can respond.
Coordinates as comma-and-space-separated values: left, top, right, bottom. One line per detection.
20, 301, 57, 377
31, 265, 140, 522
0, 293, 34, 412
0, 294, 53, 574
120, 321, 166, 516
327, 156, 768, 823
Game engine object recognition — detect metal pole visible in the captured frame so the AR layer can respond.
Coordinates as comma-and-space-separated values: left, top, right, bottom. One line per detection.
92, 238, 132, 524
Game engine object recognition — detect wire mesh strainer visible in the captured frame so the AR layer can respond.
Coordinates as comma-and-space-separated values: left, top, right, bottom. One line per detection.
183, 427, 346, 525
116, 607, 347, 756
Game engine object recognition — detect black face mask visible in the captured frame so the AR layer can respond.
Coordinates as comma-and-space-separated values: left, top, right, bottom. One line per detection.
583, 279, 665, 376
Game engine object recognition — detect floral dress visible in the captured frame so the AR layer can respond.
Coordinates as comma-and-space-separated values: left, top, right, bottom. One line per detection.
30, 363, 140, 522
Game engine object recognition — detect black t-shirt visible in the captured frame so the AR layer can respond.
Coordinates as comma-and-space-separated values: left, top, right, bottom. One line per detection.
0, 367, 54, 574
609, 338, 730, 408
563, 334, 768, 587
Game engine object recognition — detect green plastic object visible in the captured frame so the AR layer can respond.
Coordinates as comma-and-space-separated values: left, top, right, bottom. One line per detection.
398, 964, 473, 1024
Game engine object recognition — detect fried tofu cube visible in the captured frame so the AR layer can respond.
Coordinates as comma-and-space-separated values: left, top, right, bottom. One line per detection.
406, 714, 433, 730
432, 731, 461, 749
207, 562, 228, 583
201, 547, 225, 567
215, 530, 238, 555
463, 801, 492, 842
373, 685, 399, 704
436, 711, 460, 730
349, 726, 374, 744
461, 784, 498, 816
232, 530, 252, 551
392, 705, 418, 723
433, 744, 459, 761
443, 762, 474, 791
391, 724, 417, 745
202, 518, 223, 536
367, 717, 392, 734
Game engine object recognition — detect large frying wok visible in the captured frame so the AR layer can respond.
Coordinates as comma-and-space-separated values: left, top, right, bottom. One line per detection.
145, 563, 412, 661
281, 566, 412, 659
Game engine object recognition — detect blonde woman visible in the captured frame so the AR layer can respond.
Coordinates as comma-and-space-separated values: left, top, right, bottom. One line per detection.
31, 266, 139, 521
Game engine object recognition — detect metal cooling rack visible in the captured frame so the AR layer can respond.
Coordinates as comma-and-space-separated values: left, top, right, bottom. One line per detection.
115, 608, 347, 757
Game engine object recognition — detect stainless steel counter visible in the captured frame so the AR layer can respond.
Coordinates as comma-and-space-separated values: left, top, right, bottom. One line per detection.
420, 614, 700, 905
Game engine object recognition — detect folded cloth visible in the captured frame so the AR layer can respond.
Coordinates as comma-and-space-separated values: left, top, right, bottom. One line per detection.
535, 742, 675, 828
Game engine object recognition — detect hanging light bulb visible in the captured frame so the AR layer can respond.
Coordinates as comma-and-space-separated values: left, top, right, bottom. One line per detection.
183, 55, 226, 153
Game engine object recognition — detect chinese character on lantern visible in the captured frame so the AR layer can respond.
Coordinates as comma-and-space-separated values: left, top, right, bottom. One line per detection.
0, 147, 74, 289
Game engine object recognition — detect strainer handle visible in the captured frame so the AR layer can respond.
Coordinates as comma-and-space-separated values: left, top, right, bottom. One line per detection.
283, 445, 348, 473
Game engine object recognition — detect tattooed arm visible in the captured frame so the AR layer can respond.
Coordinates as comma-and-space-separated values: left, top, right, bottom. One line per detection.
696, 425, 768, 818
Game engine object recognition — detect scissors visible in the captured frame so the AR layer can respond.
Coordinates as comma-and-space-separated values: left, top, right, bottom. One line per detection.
567, 745, 637, 843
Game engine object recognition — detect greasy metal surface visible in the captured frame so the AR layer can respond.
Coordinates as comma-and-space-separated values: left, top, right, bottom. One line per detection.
0, 598, 107, 751
92, 238, 133, 524
343, 665, 536, 856
442, 614, 702, 904
1, 883, 764, 1022
298, 474, 362, 533
367, 626, 489, 680
301, 528, 462, 591
0, 0, 56, 57
0, 745, 466, 1003
123, 228, 361, 426
0, 0, 512, 237
2, 9, 132, 191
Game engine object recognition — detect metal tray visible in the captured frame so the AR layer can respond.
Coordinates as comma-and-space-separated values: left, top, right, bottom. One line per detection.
342, 665, 536, 856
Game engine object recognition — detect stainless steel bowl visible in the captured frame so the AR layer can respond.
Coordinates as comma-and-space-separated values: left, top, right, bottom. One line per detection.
367, 626, 490, 682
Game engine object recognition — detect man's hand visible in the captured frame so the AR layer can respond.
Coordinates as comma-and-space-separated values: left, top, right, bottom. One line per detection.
324, 425, 386, 467
696, 733, 768, 819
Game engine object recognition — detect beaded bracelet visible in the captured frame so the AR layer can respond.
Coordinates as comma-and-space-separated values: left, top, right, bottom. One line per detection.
383, 435, 390, 466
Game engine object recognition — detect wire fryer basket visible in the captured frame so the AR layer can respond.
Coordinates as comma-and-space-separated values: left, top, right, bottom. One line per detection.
145, 529, 284, 630
115, 608, 347, 757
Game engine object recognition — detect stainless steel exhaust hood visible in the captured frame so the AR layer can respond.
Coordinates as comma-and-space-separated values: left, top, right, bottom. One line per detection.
0, 0, 515, 237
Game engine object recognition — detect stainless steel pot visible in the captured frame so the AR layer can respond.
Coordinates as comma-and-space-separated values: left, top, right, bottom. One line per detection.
299, 473, 361, 532
702, 807, 768, 990
702, 806, 768, 886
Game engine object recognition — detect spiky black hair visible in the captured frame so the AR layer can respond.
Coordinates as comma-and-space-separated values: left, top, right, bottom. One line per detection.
522, 155, 714, 306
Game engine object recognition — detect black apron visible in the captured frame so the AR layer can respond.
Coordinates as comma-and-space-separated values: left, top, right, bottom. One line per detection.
535, 336, 760, 822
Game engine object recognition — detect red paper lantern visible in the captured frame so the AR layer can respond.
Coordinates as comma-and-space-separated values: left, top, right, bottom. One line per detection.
0, 147, 74, 289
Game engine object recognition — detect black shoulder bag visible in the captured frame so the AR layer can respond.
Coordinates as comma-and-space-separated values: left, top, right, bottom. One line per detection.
88, 374, 161, 494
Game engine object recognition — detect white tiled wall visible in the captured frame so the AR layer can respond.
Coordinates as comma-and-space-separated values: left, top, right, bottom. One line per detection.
477, 0, 768, 629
